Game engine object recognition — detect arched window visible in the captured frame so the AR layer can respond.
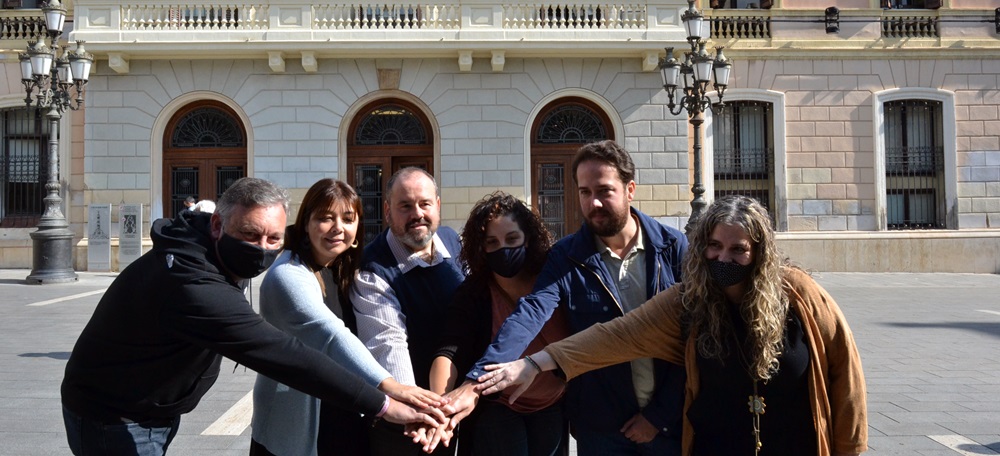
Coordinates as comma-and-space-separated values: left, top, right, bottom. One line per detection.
163, 101, 246, 217
347, 99, 433, 243
530, 97, 613, 238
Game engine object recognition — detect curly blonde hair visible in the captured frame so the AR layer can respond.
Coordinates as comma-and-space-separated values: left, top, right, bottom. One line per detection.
680, 195, 788, 381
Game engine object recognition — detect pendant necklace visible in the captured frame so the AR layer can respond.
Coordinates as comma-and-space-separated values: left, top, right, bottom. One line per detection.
747, 379, 766, 455
732, 322, 766, 455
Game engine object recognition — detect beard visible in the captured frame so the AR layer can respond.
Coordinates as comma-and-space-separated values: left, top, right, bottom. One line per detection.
390, 215, 436, 250
586, 207, 629, 237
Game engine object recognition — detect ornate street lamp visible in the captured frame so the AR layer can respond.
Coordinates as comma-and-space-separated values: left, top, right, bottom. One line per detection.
660, 0, 732, 234
21, 0, 93, 284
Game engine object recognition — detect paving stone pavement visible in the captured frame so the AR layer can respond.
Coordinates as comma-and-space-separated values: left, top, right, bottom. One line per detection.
0, 268, 998, 455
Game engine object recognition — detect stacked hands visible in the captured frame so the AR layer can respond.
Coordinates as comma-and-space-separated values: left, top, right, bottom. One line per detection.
402, 358, 541, 454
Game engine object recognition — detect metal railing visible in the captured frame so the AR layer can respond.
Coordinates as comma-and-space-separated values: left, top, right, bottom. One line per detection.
885, 146, 944, 229
714, 148, 775, 219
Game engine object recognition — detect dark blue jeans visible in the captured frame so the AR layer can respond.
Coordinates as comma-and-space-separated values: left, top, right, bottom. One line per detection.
63, 406, 180, 456
473, 400, 566, 456
574, 429, 680, 456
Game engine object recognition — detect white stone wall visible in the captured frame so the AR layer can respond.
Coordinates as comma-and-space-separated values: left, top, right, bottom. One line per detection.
82, 57, 692, 229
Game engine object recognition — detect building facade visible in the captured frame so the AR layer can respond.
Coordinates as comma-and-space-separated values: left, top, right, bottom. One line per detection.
1, 0, 999, 272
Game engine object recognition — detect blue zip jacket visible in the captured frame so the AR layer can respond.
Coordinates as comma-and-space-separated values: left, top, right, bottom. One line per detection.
468, 207, 688, 437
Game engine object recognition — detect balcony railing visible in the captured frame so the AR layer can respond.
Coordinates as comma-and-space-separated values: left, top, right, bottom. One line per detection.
707, 9, 770, 39
501, 4, 646, 29
880, 10, 938, 38
115, 2, 647, 31
122, 4, 266, 30
0, 8, 45, 40
67, 1, 998, 59
313, 4, 460, 29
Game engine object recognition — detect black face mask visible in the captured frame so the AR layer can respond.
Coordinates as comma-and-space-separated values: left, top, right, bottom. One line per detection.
486, 245, 527, 278
708, 259, 753, 288
216, 232, 280, 279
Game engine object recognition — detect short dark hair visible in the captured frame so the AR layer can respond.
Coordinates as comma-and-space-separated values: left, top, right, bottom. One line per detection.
460, 191, 553, 280
385, 167, 437, 204
571, 140, 635, 185
184, 196, 197, 204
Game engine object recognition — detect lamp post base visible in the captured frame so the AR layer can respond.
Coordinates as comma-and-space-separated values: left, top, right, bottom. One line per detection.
26, 225, 78, 284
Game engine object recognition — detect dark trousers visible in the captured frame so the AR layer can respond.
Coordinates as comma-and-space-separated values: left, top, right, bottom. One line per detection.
574, 429, 680, 456
472, 400, 567, 456
63, 406, 180, 456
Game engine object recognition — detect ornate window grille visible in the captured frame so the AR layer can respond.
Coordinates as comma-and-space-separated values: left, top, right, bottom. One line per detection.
170, 107, 245, 148
354, 105, 428, 145
1, 107, 48, 228
713, 100, 775, 220
535, 104, 608, 144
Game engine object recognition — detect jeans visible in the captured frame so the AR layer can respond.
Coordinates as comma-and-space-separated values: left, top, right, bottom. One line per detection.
63, 406, 180, 456
574, 429, 681, 456
473, 400, 566, 456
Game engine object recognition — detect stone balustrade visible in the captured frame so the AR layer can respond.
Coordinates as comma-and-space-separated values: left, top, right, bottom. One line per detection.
0, 9, 45, 41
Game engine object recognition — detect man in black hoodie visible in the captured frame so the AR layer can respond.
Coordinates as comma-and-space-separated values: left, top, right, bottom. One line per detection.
61, 177, 443, 455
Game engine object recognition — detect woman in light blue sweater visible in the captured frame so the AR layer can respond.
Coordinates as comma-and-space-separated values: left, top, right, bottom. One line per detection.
251, 179, 443, 456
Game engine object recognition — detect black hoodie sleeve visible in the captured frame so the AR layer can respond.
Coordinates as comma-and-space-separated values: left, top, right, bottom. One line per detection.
163, 276, 385, 416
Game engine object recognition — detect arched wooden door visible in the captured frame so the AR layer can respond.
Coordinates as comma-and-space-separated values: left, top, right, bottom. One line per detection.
530, 97, 614, 238
163, 101, 247, 217
346, 99, 434, 244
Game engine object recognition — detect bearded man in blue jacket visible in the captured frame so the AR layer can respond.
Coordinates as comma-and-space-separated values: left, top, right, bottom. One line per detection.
443, 140, 688, 455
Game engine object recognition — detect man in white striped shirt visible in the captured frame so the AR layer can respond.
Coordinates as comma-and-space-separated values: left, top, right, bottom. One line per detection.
351, 168, 466, 455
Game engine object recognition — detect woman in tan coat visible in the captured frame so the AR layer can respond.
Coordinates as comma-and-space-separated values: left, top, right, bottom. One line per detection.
476, 195, 867, 456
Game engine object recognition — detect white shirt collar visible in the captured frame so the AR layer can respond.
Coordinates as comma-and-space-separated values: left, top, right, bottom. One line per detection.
385, 229, 453, 273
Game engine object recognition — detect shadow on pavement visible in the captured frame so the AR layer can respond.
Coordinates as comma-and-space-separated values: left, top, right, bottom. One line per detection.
19, 352, 71, 360
958, 442, 1000, 453
883, 322, 1000, 340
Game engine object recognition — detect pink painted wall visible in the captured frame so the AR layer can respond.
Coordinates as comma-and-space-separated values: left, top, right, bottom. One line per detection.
782, 0, 870, 9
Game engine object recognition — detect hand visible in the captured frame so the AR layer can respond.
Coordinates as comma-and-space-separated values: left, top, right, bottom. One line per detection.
405, 421, 453, 453
474, 359, 537, 402
620, 413, 659, 444
382, 397, 446, 427
380, 377, 446, 410
441, 380, 480, 431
